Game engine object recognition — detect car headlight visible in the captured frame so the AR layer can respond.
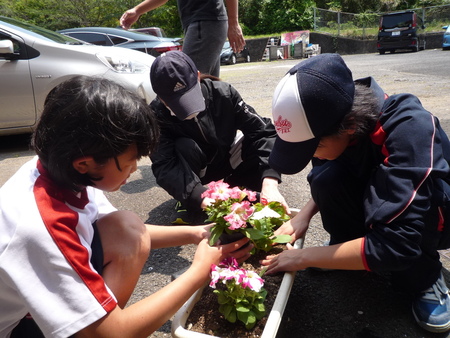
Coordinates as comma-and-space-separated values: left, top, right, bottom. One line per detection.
96, 53, 149, 73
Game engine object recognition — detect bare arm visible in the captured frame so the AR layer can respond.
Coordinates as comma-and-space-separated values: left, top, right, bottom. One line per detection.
145, 223, 209, 248
261, 238, 366, 274
225, 0, 245, 52
75, 237, 250, 337
274, 197, 318, 242
261, 197, 365, 273
146, 223, 252, 262
120, 0, 169, 29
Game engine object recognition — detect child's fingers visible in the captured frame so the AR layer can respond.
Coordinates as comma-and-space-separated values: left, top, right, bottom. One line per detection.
221, 237, 250, 253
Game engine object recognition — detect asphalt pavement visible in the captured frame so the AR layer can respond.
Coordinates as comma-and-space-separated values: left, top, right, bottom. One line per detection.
2, 50, 450, 338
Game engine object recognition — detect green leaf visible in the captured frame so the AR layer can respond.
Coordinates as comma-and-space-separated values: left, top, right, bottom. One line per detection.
237, 310, 257, 329
217, 293, 230, 305
236, 305, 250, 312
227, 308, 237, 323
219, 304, 235, 319
244, 228, 265, 240
272, 234, 292, 243
259, 288, 268, 299
209, 226, 223, 246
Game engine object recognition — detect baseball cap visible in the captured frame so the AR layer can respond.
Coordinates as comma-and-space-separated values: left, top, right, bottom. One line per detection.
150, 51, 205, 120
269, 53, 355, 174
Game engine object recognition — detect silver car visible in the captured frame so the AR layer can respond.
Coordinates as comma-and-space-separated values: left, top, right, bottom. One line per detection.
0, 16, 156, 136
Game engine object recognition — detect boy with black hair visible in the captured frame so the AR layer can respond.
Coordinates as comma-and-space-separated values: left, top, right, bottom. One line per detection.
261, 53, 450, 333
0, 76, 250, 337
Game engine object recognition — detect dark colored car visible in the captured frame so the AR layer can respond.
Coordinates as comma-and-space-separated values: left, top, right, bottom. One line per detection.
58, 27, 182, 57
220, 41, 250, 65
377, 11, 425, 54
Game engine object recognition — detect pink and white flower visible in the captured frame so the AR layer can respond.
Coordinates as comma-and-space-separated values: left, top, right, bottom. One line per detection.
223, 201, 254, 230
202, 180, 232, 201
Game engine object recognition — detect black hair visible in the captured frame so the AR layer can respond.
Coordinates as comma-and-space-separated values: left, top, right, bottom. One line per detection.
323, 83, 380, 139
32, 75, 159, 191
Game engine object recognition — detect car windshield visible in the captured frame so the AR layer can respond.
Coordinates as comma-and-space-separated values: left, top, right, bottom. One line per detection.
223, 41, 230, 49
0, 16, 84, 45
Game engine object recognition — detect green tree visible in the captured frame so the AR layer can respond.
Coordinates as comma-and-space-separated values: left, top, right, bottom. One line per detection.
130, 0, 182, 37
257, 0, 316, 34
239, 0, 263, 35
6, 0, 124, 30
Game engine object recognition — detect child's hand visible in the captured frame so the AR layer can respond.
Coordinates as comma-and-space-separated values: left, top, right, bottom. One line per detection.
260, 243, 299, 274
227, 239, 253, 263
191, 224, 214, 244
274, 217, 309, 244
191, 237, 251, 276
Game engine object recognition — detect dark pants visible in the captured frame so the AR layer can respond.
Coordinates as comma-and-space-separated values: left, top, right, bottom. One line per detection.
182, 20, 228, 77
308, 159, 442, 294
11, 223, 104, 337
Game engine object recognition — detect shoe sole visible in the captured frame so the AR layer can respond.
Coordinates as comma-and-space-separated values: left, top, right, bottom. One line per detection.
412, 306, 450, 333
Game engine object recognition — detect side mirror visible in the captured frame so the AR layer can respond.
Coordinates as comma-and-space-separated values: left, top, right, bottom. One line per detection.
0, 39, 20, 60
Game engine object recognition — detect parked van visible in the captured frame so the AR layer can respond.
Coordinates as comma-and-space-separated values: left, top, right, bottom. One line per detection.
377, 11, 425, 54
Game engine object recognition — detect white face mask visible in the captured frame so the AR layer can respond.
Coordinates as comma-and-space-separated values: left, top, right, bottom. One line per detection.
161, 98, 201, 120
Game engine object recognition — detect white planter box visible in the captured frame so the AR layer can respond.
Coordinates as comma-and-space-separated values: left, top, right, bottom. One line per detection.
172, 209, 303, 338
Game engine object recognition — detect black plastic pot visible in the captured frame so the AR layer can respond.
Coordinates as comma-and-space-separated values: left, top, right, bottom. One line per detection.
218, 231, 250, 249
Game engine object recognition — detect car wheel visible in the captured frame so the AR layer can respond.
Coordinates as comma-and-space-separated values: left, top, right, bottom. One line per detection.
246, 54, 251, 62
230, 54, 237, 65
412, 45, 419, 52
379, 50, 385, 55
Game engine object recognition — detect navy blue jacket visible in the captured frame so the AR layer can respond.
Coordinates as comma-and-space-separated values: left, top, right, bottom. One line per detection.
351, 78, 450, 272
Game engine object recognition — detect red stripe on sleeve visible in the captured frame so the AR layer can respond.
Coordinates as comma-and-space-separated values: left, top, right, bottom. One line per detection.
34, 176, 116, 312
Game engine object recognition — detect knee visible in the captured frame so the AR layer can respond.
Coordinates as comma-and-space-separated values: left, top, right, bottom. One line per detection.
123, 211, 151, 256
99, 211, 151, 262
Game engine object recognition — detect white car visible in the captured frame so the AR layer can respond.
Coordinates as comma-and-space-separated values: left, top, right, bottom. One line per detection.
0, 16, 156, 136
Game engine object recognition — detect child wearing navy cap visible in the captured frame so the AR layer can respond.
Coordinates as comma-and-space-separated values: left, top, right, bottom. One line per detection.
261, 53, 450, 333
149, 51, 289, 224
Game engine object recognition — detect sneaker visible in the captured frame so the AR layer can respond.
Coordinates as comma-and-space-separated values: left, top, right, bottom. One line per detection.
171, 201, 191, 225
412, 272, 450, 333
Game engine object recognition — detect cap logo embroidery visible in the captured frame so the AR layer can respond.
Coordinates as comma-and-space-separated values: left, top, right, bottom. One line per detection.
173, 82, 186, 92
274, 115, 292, 134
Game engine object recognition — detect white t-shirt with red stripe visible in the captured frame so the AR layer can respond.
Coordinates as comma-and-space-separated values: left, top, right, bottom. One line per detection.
0, 157, 118, 338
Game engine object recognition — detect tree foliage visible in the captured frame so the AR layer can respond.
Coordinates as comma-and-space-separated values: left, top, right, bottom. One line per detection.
1, 0, 448, 36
